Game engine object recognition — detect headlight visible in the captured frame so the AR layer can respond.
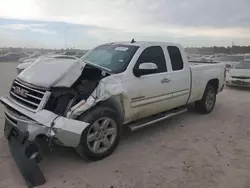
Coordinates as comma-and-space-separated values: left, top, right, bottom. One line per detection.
226, 72, 232, 79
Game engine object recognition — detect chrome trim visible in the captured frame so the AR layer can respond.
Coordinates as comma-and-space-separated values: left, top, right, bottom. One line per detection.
26, 93, 43, 100
5, 114, 17, 126
5, 108, 35, 124
173, 93, 189, 98
14, 81, 46, 95
130, 108, 187, 131
16, 78, 48, 91
10, 91, 39, 107
10, 80, 51, 112
37, 91, 51, 111
9, 95, 37, 112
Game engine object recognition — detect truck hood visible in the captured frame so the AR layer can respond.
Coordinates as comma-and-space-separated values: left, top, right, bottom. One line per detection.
229, 69, 250, 77
18, 58, 85, 88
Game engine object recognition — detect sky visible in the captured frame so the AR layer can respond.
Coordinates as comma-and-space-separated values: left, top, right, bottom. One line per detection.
0, 0, 250, 49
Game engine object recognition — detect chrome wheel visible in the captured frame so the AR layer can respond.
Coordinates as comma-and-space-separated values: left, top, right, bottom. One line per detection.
205, 89, 215, 111
87, 117, 117, 154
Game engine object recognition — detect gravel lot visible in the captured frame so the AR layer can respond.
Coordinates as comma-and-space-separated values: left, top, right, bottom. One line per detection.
0, 62, 250, 188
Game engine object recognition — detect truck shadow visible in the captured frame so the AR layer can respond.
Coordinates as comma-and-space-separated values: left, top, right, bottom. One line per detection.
42, 111, 194, 163
226, 85, 250, 91
38, 110, 200, 183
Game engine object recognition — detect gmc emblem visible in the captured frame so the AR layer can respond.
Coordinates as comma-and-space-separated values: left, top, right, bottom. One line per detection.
13, 86, 28, 98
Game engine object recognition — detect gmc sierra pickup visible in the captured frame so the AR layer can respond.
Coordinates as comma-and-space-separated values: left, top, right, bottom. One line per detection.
1, 41, 225, 162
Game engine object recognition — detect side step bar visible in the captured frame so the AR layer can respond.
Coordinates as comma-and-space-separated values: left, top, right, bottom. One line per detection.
128, 108, 187, 131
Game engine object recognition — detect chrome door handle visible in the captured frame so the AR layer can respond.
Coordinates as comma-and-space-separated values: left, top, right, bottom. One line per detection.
161, 78, 171, 83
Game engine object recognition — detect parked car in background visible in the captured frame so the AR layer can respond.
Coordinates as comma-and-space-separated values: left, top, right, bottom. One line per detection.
0, 52, 28, 62
16, 55, 79, 74
220, 55, 245, 71
18, 51, 44, 62
244, 54, 250, 60
226, 60, 250, 87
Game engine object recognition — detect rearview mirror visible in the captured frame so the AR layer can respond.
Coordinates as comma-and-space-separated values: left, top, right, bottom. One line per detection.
134, 62, 158, 77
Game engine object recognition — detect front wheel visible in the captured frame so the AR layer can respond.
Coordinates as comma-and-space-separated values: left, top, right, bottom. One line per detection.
76, 106, 121, 161
195, 84, 216, 114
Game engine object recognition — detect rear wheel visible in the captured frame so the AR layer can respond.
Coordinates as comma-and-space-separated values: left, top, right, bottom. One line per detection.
76, 106, 121, 161
195, 84, 216, 114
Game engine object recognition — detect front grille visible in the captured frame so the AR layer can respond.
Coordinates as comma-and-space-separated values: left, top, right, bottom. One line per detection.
10, 80, 47, 111
232, 76, 250, 79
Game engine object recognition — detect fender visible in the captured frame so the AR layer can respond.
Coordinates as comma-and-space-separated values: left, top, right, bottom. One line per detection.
98, 95, 125, 123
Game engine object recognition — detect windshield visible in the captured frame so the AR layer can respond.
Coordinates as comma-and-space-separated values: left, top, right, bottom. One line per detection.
82, 44, 139, 73
235, 61, 250, 69
221, 56, 245, 62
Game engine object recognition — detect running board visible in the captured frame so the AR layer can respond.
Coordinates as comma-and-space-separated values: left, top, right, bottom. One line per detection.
128, 108, 187, 132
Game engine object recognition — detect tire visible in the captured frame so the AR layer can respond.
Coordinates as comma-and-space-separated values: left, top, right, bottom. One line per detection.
76, 106, 121, 161
195, 84, 216, 114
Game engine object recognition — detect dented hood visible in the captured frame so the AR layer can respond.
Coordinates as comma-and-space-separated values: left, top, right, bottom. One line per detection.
18, 58, 85, 88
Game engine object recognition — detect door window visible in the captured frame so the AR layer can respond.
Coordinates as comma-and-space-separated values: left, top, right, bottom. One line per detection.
167, 46, 184, 71
134, 46, 167, 74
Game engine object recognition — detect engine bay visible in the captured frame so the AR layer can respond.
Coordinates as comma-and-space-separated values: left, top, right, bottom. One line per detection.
45, 65, 110, 116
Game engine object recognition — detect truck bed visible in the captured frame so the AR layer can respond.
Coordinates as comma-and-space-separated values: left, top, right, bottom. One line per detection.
188, 62, 225, 104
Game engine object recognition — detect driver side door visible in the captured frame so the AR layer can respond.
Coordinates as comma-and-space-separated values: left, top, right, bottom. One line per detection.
126, 46, 174, 121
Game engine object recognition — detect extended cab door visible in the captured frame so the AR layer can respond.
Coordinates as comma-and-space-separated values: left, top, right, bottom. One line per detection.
163, 45, 191, 107
125, 46, 175, 121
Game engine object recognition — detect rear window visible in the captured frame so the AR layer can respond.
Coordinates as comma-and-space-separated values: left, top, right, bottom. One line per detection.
167, 46, 184, 71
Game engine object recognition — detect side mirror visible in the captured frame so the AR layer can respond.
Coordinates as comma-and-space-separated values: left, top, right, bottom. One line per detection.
134, 62, 158, 77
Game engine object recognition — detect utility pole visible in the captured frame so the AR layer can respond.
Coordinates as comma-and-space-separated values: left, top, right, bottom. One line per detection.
231, 41, 234, 54
64, 29, 68, 51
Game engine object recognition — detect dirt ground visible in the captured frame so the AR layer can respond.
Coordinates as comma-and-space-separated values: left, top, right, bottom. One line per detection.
0, 62, 250, 188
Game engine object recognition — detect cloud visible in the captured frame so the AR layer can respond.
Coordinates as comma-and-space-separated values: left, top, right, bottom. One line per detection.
30, 28, 57, 35
30, 23, 47, 27
0, 23, 57, 35
0, 24, 30, 30
0, 0, 250, 48
0, 0, 250, 39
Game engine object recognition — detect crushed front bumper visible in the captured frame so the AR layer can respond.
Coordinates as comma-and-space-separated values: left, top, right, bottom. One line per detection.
5, 119, 46, 187
1, 96, 90, 187
1, 96, 89, 147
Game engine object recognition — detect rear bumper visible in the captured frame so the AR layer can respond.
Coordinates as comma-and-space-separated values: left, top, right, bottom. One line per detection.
1, 96, 89, 147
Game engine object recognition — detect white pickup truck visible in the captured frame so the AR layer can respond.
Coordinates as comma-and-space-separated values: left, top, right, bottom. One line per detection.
1, 41, 225, 162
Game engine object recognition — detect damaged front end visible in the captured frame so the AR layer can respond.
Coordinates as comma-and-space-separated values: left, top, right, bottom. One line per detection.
1, 96, 90, 187
1, 59, 126, 187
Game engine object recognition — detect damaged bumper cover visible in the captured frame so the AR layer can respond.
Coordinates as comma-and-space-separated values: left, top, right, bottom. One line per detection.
0, 96, 89, 147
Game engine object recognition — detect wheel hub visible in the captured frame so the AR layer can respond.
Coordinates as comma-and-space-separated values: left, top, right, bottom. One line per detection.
87, 117, 117, 154
206, 89, 215, 110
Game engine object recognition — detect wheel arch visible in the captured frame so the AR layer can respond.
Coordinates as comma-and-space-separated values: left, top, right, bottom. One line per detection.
95, 95, 125, 123
207, 78, 219, 93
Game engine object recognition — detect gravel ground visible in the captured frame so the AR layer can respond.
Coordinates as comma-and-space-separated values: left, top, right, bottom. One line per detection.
0, 62, 250, 188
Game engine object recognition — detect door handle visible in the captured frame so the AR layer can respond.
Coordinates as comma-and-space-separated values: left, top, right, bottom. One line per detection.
161, 78, 171, 83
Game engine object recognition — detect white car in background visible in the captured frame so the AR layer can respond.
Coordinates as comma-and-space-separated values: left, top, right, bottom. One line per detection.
220, 55, 245, 70
16, 55, 79, 74
226, 60, 250, 87
244, 54, 250, 60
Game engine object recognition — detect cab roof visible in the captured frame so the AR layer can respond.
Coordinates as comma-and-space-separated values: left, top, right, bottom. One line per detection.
106, 41, 182, 48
